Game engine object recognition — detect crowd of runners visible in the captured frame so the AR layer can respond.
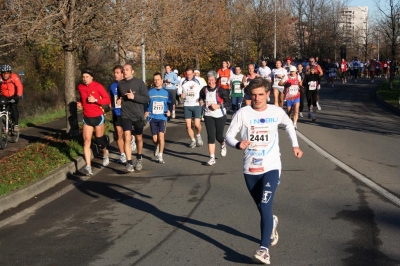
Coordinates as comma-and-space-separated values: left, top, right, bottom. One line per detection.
75, 55, 392, 264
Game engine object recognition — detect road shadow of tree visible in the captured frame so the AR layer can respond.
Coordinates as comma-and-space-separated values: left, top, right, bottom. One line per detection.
68, 174, 258, 264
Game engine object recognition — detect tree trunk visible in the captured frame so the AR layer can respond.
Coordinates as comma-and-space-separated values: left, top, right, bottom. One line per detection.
195, 53, 200, 71
64, 49, 79, 137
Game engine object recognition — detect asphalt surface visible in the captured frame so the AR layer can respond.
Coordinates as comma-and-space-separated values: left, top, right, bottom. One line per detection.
0, 78, 399, 266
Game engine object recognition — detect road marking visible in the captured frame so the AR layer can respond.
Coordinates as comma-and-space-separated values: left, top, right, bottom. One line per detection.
296, 131, 400, 207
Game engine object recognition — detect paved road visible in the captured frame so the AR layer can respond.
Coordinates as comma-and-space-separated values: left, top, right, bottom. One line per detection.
0, 78, 399, 266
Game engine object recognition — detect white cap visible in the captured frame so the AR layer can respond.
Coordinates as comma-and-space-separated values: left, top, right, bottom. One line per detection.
194, 69, 200, 74
173, 69, 178, 74
289, 66, 297, 72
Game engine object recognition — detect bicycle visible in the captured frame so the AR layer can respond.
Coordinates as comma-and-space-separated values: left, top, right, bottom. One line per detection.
0, 98, 19, 149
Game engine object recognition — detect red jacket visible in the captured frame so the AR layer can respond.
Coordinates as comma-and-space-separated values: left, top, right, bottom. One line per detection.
339, 61, 347, 72
0, 73, 23, 98
78, 81, 110, 117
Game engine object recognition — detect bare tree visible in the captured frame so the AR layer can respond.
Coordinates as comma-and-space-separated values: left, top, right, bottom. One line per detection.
376, 0, 400, 91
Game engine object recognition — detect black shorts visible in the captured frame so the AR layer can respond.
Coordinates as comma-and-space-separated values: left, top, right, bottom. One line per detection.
122, 118, 144, 135
113, 114, 123, 127
83, 115, 105, 127
166, 89, 177, 104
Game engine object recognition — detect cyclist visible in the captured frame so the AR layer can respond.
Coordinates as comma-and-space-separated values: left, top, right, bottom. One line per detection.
0, 65, 24, 132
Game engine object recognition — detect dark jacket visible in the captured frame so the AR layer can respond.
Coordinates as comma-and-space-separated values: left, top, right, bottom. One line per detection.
117, 77, 150, 121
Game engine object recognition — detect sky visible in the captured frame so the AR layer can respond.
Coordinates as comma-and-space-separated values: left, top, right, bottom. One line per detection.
349, 0, 378, 17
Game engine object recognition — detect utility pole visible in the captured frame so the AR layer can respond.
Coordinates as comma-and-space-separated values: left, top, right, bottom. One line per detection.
274, 0, 277, 59
142, 35, 146, 83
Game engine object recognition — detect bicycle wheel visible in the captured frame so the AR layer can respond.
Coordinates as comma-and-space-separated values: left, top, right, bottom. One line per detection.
0, 116, 8, 149
9, 117, 19, 143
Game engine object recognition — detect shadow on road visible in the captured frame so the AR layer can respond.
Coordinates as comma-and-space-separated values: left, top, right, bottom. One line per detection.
68, 174, 258, 264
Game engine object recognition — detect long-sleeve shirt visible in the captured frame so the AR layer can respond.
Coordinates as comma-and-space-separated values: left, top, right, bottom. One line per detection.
78, 81, 110, 117
118, 77, 150, 122
147, 87, 172, 121
0, 73, 23, 98
163, 72, 179, 90
225, 105, 298, 175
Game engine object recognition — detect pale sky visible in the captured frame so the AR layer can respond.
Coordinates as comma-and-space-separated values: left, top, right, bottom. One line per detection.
349, 0, 378, 16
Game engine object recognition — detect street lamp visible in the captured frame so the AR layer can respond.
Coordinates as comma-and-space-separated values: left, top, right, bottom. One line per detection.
274, 0, 276, 59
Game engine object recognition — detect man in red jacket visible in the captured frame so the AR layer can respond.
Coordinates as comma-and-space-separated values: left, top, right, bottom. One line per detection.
339, 58, 348, 84
77, 68, 111, 176
0, 64, 24, 132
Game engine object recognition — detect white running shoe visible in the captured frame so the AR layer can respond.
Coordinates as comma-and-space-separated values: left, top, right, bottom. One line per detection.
102, 150, 110, 167
252, 248, 270, 265
158, 156, 165, 164
206, 157, 216, 166
131, 136, 136, 152
154, 144, 160, 157
293, 123, 297, 130
196, 135, 203, 147
118, 154, 127, 164
299, 112, 303, 118
270, 215, 279, 246
135, 159, 143, 170
189, 140, 196, 148
316, 102, 321, 110
221, 144, 227, 157
126, 163, 134, 172
172, 111, 176, 119
82, 165, 93, 176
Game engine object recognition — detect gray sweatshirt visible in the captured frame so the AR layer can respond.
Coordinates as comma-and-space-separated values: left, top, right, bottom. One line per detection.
117, 77, 150, 121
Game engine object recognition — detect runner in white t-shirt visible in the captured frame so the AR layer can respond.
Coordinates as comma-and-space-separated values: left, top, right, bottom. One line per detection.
225, 77, 303, 265
271, 60, 288, 107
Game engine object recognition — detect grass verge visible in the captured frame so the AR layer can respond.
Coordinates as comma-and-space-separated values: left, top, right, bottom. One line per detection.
20, 107, 66, 128
377, 78, 400, 107
0, 112, 114, 197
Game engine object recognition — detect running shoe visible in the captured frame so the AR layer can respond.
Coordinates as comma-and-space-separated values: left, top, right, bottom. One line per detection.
82, 165, 93, 176
158, 156, 165, 164
189, 140, 196, 148
221, 144, 227, 157
126, 163, 134, 172
206, 157, 216, 166
102, 150, 110, 167
316, 102, 321, 110
135, 159, 143, 170
299, 112, 303, 118
293, 123, 297, 130
118, 154, 127, 164
14, 125, 19, 132
270, 215, 279, 246
308, 112, 311, 119
312, 113, 316, 122
172, 111, 176, 119
252, 248, 270, 265
154, 144, 160, 157
131, 136, 136, 152
196, 135, 203, 147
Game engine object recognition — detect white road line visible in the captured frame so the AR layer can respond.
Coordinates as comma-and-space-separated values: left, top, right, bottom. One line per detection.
296, 131, 400, 207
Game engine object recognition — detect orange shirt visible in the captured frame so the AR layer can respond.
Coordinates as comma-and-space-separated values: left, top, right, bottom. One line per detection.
217, 68, 231, 90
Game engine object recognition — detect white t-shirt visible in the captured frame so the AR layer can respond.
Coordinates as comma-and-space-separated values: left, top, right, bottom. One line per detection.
203, 88, 225, 118
271, 68, 288, 91
179, 77, 202, 107
257, 66, 272, 80
225, 105, 299, 175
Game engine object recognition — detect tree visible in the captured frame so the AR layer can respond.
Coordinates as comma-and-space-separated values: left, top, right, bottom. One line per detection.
376, 0, 400, 91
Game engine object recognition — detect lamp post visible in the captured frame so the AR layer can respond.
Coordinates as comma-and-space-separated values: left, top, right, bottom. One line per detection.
274, 0, 277, 59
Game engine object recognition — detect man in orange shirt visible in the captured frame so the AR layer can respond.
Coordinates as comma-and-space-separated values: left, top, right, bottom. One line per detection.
0, 65, 24, 132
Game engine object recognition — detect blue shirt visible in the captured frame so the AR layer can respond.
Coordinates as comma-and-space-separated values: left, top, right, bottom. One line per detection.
163, 72, 179, 90
109, 81, 121, 116
147, 87, 172, 121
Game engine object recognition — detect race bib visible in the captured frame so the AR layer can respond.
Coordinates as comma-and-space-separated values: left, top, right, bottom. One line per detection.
309, 81, 317, 91
273, 75, 282, 87
289, 85, 299, 96
221, 77, 228, 85
114, 95, 121, 109
248, 125, 270, 150
341, 64, 344, 69
152, 101, 164, 114
234, 83, 241, 94
186, 88, 196, 101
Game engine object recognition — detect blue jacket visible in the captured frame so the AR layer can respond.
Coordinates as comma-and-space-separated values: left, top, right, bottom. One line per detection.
163, 72, 179, 90
109, 81, 121, 116
147, 87, 172, 121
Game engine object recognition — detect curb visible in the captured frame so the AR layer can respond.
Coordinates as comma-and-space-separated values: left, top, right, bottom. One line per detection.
376, 92, 400, 115
0, 131, 114, 214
